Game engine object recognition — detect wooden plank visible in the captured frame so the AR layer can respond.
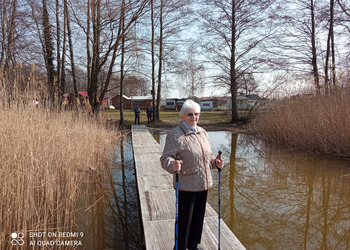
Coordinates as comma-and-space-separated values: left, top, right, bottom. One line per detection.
131, 125, 245, 250
202, 216, 246, 250
143, 220, 175, 250
138, 173, 173, 191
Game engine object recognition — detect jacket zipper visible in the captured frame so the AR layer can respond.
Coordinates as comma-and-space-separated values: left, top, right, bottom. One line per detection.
179, 124, 209, 190
194, 133, 209, 190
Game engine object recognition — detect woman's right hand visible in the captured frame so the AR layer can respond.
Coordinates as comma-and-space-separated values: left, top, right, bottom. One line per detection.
172, 159, 183, 173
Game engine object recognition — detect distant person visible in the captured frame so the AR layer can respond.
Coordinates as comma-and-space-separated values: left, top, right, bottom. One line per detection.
160, 99, 224, 250
34, 98, 39, 108
134, 104, 141, 124
146, 104, 153, 124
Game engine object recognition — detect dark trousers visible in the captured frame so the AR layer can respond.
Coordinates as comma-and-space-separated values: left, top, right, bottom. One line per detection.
134, 114, 140, 124
176, 190, 208, 250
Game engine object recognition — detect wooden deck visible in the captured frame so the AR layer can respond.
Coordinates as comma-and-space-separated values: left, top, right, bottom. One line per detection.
131, 125, 245, 250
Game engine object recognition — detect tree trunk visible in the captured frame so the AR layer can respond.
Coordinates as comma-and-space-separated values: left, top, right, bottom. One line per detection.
86, 0, 147, 115
60, 2, 67, 101
324, 18, 331, 94
56, 0, 61, 99
88, 0, 101, 113
310, 0, 320, 95
3, 0, 17, 73
1, 0, 17, 106
86, 0, 91, 99
42, 0, 55, 104
330, 0, 336, 90
151, 0, 156, 123
231, 0, 238, 123
119, 0, 126, 125
325, 0, 335, 95
65, 0, 78, 97
156, 0, 164, 121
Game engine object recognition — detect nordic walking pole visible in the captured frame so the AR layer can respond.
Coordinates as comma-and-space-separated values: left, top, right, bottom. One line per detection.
217, 151, 222, 250
175, 155, 181, 250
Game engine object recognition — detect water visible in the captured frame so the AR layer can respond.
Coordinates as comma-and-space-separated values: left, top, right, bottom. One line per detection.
153, 131, 350, 250
76, 135, 143, 250
78, 131, 350, 250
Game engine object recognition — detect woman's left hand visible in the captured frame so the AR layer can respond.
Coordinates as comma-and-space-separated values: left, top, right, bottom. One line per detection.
215, 158, 224, 169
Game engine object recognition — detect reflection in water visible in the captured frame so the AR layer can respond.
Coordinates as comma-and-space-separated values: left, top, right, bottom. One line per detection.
154, 131, 350, 250
76, 134, 142, 250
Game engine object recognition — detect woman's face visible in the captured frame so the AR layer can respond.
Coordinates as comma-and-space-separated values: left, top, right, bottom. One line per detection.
182, 108, 200, 127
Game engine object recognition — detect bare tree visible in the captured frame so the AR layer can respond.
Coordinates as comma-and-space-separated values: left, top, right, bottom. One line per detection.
0, 0, 18, 104
55, 0, 61, 98
335, 0, 350, 68
123, 75, 148, 96
181, 43, 205, 99
4, 0, 350, 112
151, 0, 156, 122
119, 0, 126, 125
336, 0, 350, 22
80, 0, 148, 114
324, 0, 335, 94
198, 0, 274, 122
272, 0, 349, 95
268, 0, 322, 94
1, 0, 17, 73
42, 0, 55, 103
309, 0, 321, 94
149, 0, 192, 120
240, 74, 258, 96
64, 0, 78, 97
156, 0, 163, 121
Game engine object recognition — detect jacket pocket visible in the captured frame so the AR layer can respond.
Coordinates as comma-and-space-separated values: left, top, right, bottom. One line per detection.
181, 165, 199, 176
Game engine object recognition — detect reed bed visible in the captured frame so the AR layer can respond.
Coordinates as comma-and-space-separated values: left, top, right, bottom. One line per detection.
0, 105, 117, 248
251, 90, 350, 158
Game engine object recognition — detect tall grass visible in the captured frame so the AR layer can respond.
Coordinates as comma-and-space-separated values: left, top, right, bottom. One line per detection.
0, 107, 117, 248
0, 67, 118, 248
251, 90, 350, 158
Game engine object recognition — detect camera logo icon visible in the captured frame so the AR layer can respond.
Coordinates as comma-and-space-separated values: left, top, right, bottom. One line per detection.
11, 232, 25, 246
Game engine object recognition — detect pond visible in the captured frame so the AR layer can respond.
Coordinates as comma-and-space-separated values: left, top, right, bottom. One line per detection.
76, 135, 143, 250
153, 131, 350, 250
79, 130, 350, 250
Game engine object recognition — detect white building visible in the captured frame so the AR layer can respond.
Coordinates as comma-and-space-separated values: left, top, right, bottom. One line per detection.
200, 101, 213, 111
227, 96, 252, 110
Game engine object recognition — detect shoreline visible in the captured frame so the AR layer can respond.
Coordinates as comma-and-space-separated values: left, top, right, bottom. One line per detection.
145, 119, 250, 134
109, 118, 251, 134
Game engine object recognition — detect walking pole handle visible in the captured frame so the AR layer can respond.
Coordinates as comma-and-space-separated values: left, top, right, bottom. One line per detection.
175, 155, 181, 174
216, 151, 222, 172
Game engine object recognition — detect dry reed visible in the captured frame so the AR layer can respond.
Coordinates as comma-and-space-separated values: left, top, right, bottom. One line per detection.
0, 100, 117, 247
251, 90, 350, 158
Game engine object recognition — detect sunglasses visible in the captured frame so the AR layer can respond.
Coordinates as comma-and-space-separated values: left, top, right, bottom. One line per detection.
186, 113, 200, 117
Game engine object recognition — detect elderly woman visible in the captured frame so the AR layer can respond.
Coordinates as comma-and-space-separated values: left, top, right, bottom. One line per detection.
160, 99, 224, 250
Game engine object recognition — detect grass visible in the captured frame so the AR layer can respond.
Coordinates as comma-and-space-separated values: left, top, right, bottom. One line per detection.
251, 90, 350, 158
1, 65, 119, 247
107, 110, 236, 127
0, 105, 117, 247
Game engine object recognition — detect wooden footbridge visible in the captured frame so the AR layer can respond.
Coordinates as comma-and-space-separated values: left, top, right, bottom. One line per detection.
131, 125, 246, 250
